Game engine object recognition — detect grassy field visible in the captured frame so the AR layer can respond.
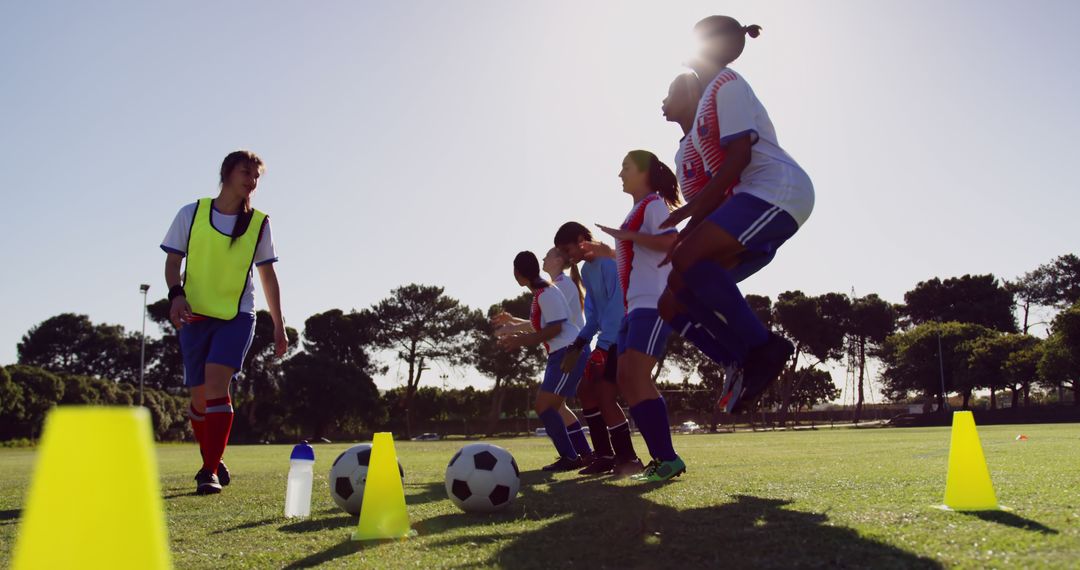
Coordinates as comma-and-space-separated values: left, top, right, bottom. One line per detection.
1, 423, 1078, 569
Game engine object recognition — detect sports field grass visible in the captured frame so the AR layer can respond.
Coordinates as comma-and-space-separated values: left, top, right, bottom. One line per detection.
1, 423, 1078, 569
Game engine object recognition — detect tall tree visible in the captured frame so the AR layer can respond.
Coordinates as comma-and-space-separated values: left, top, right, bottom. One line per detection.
17, 313, 143, 383
903, 274, 1017, 332
772, 291, 850, 421
879, 322, 995, 410
4, 365, 64, 439
844, 294, 898, 420
965, 333, 1040, 409
371, 284, 477, 437
471, 293, 544, 436
1038, 332, 1079, 406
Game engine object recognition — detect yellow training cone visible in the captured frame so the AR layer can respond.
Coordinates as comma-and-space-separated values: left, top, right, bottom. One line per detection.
941, 411, 999, 511
13, 406, 171, 569
353, 432, 412, 540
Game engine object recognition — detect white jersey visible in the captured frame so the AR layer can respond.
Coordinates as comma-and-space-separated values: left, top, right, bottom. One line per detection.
616, 194, 675, 313
530, 286, 580, 354
692, 67, 814, 226
161, 202, 278, 315
552, 273, 585, 330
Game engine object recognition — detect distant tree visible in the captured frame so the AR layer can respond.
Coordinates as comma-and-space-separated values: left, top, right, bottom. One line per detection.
0, 367, 25, 439
965, 334, 1040, 409
745, 294, 773, 329
665, 334, 729, 430
471, 293, 544, 436
761, 367, 840, 417
1010, 255, 1080, 327
902, 274, 1017, 332
843, 294, 898, 421
879, 322, 995, 410
772, 291, 850, 421
1038, 333, 1079, 406
17, 313, 143, 383
145, 298, 183, 389
231, 311, 299, 441
4, 365, 65, 439
371, 284, 477, 437
279, 353, 382, 440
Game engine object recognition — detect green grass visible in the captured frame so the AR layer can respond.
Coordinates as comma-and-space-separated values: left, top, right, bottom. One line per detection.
2, 424, 1079, 569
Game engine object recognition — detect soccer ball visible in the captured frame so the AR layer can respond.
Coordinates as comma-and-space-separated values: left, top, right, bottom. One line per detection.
328, 443, 404, 516
445, 443, 520, 513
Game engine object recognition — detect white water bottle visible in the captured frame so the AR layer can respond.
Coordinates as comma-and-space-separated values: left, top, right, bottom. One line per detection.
284, 441, 315, 518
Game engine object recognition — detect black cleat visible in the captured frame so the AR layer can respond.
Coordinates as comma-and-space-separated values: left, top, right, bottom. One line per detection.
728, 334, 795, 414
611, 458, 645, 478
578, 455, 616, 475
195, 468, 222, 495
542, 456, 586, 472
216, 461, 230, 486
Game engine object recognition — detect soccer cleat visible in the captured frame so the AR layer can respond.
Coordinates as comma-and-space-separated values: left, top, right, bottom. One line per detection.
578, 455, 616, 475
542, 456, 585, 472
630, 459, 659, 481
195, 468, 222, 495
611, 458, 645, 478
727, 334, 794, 414
717, 364, 743, 412
632, 457, 686, 482
216, 461, 231, 486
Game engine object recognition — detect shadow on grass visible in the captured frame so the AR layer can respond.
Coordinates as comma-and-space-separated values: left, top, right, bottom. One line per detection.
162, 491, 200, 499
282, 539, 361, 569
279, 514, 356, 534
961, 510, 1059, 535
405, 481, 448, 506
0, 509, 20, 526
427, 476, 944, 569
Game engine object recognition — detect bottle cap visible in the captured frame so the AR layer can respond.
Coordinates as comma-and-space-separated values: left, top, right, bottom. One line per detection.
290, 440, 315, 461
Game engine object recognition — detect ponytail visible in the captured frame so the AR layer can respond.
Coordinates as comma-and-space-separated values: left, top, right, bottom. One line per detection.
744, 24, 762, 38
514, 251, 552, 290
627, 150, 681, 210
569, 263, 585, 312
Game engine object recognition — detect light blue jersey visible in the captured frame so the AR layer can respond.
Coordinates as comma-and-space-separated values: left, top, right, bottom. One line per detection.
577, 257, 624, 350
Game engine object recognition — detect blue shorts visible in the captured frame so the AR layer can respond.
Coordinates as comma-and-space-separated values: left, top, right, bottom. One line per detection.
178, 313, 256, 387
706, 192, 799, 283
541, 346, 591, 398
617, 309, 673, 360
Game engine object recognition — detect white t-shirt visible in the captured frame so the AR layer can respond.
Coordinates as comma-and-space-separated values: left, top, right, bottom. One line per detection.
552, 273, 586, 330
617, 194, 675, 313
531, 286, 580, 353
675, 134, 708, 204
692, 67, 815, 226
160, 201, 278, 315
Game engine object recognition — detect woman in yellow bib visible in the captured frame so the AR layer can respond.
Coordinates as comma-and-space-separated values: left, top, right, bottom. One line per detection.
160, 150, 289, 495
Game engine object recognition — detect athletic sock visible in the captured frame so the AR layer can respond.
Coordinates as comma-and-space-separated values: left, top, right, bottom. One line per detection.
539, 408, 577, 459
681, 260, 769, 359
581, 408, 614, 458
608, 421, 638, 462
188, 405, 207, 462
669, 312, 737, 365
203, 396, 234, 474
629, 397, 677, 462
566, 421, 592, 457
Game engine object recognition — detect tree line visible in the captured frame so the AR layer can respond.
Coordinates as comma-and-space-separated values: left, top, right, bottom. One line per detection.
3, 254, 1078, 442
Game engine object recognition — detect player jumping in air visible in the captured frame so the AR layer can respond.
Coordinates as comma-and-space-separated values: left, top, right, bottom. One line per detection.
659, 16, 815, 413
161, 150, 289, 495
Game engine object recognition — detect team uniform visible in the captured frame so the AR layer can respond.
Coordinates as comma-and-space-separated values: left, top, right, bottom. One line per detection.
616, 193, 676, 360
552, 273, 586, 330
532, 286, 590, 398
162, 197, 277, 492
161, 200, 278, 386
575, 257, 624, 381
689, 67, 814, 282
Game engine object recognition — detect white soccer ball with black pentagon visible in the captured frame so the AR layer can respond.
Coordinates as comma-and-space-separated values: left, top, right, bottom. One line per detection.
328, 443, 404, 516
445, 443, 520, 513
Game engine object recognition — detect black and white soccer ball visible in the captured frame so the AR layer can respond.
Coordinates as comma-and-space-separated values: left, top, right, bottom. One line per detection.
328, 443, 404, 516
445, 443, 520, 513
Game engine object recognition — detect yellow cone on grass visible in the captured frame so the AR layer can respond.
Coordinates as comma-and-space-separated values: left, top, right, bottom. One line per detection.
942, 410, 999, 511
353, 432, 412, 540
13, 406, 172, 569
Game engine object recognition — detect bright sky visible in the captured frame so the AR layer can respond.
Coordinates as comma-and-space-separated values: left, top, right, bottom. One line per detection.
2, 1, 1078, 401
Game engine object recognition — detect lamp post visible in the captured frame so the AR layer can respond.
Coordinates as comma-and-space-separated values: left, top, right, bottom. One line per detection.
139, 284, 150, 407
936, 329, 948, 413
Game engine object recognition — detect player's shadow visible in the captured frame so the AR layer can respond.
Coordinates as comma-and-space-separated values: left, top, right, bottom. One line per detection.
426, 477, 943, 569
404, 481, 449, 506
0, 508, 20, 526
960, 510, 1058, 535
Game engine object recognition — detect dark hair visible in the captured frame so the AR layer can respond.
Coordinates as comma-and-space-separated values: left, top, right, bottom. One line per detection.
627, 150, 681, 209
218, 150, 265, 245
694, 16, 762, 65
550, 247, 585, 311
514, 251, 550, 290
553, 222, 593, 247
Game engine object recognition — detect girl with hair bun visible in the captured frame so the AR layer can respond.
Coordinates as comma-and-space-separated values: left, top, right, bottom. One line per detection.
658, 16, 815, 416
